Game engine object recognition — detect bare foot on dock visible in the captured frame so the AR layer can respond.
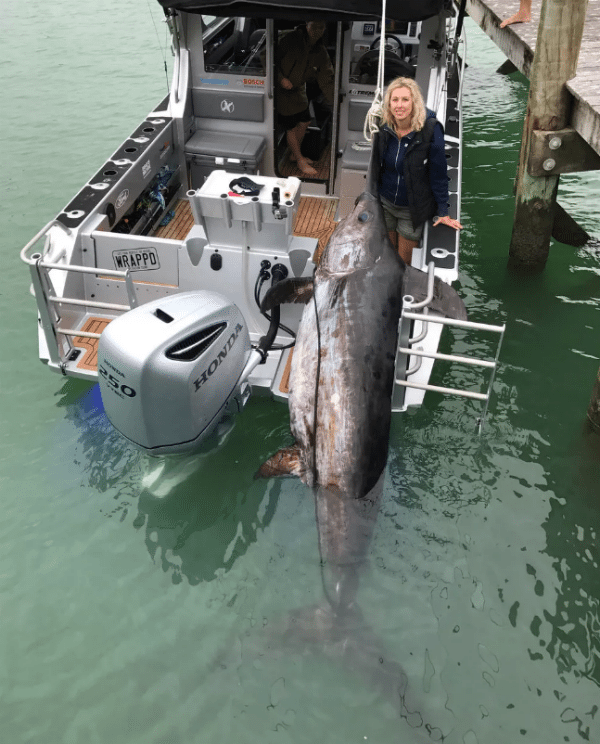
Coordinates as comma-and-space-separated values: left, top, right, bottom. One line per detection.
500, 1, 532, 27
500, 11, 531, 27
297, 157, 318, 176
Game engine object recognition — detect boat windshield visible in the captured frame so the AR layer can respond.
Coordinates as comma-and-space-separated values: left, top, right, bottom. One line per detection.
202, 16, 267, 76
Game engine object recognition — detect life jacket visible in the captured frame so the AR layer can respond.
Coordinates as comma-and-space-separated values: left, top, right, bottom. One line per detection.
378, 114, 440, 229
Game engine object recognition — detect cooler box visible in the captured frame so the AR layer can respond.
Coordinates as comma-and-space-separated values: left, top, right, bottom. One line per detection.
185, 131, 266, 188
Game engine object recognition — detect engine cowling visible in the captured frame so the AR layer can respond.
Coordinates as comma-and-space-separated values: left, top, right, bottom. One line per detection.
98, 291, 252, 455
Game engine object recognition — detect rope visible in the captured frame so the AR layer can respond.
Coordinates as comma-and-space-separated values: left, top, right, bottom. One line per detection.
363, 0, 388, 142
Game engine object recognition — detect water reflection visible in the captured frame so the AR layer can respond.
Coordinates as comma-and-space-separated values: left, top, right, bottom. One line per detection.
57, 379, 141, 497
134, 457, 280, 585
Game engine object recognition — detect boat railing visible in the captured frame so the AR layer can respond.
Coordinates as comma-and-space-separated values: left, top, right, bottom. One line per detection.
26, 253, 136, 372
20, 219, 73, 265
394, 263, 506, 432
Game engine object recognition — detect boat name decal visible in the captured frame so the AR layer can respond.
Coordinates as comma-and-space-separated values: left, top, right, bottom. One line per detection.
243, 78, 265, 86
113, 247, 160, 272
193, 323, 244, 392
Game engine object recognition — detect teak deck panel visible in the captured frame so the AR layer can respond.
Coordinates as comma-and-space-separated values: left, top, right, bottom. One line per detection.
294, 196, 338, 262
279, 347, 294, 395
465, 0, 600, 155
73, 317, 112, 371
279, 144, 331, 181
154, 199, 194, 240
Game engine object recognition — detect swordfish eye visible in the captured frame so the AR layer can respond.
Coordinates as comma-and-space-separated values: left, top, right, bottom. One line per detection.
357, 211, 373, 223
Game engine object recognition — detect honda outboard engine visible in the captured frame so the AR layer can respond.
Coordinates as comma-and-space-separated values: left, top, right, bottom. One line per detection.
98, 291, 252, 455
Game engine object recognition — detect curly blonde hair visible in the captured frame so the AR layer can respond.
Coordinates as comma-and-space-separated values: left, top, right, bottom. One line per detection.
382, 77, 426, 133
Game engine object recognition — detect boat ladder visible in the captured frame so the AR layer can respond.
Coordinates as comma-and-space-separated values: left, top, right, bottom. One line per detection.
21, 220, 136, 374
393, 263, 506, 432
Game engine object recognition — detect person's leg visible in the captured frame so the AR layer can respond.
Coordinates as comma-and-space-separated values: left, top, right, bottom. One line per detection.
396, 235, 418, 265
382, 199, 418, 264
286, 121, 317, 176
394, 206, 422, 265
500, 0, 532, 28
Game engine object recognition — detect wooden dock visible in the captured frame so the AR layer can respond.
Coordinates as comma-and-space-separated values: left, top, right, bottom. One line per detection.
465, 0, 600, 156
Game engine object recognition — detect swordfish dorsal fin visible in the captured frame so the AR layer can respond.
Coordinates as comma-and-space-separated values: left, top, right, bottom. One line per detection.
255, 445, 305, 480
402, 265, 468, 321
260, 277, 314, 313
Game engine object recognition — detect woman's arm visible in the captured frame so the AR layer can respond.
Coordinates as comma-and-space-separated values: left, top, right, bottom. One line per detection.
428, 123, 450, 217
430, 123, 462, 230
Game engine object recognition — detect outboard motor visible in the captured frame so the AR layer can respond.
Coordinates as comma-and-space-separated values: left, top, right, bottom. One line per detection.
98, 291, 253, 455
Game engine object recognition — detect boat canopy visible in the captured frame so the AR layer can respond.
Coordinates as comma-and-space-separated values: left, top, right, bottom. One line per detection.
156, 0, 446, 22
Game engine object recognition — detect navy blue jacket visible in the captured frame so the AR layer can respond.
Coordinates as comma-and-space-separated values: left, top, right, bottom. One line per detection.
378, 110, 449, 228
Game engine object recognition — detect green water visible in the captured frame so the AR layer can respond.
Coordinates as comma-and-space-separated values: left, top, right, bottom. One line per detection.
2, 5, 600, 742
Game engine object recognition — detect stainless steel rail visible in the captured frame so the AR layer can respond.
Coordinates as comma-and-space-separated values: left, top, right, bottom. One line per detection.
402, 311, 505, 334
20, 220, 72, 264
35, 259, 138, 310
396, 300, 506, 432
27, 255, 137, 372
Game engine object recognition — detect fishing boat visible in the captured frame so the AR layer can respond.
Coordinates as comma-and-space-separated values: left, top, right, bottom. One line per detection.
20, 0, 504, 454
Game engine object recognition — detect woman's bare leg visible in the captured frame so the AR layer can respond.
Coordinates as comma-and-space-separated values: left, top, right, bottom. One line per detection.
396, 235, 418, 265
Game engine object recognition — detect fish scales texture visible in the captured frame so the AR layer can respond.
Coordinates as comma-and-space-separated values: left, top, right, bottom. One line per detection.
290, 193, 405, 499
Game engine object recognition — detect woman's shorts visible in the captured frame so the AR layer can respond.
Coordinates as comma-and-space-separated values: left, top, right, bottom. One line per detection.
278, 108, 312, 132
380, 197, 423, 242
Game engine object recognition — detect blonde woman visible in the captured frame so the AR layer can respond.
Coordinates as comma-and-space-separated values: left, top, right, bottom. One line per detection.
377, 77, 462, 264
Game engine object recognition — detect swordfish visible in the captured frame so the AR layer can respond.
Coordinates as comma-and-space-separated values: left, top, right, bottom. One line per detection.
258, 189, 466, 501
258, 188, 466, 613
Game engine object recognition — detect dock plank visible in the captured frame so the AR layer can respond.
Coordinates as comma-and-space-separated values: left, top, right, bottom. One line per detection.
465, 0, 600, 155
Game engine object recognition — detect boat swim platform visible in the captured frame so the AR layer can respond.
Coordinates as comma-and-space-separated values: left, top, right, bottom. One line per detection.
465, 0, 600, 156
73, 317, 112, 371
72, 195, 338, 372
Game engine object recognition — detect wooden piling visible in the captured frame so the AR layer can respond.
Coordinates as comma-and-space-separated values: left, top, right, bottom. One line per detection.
508, 0, 589, 271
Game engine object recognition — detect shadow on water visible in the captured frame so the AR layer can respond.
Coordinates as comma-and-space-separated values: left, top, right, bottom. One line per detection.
57, 380, 284, 584
133, 455, 281, 585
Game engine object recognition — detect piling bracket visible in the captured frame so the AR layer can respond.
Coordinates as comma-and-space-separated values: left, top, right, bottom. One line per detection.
528, 127, 600, 177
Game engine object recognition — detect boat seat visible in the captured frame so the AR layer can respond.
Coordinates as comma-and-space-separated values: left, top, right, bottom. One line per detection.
185, 130, 266, 161
185, 131, 266, 188
340, 140, 372, 171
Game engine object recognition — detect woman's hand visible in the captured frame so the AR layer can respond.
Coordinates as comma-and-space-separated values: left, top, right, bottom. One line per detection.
433, 215, 463, 231
280, 77, 294, 90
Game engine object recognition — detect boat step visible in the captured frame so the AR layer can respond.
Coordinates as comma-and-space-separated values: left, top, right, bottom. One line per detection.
71, 317, 112, 371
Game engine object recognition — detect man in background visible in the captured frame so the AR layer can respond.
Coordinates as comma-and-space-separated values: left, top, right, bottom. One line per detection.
276, 21, 334, 176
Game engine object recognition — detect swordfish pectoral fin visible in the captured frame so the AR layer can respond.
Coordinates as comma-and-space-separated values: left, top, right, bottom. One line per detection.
402, 265, 468, 321
255, 445, 305, 480
260, 277, 314, 313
